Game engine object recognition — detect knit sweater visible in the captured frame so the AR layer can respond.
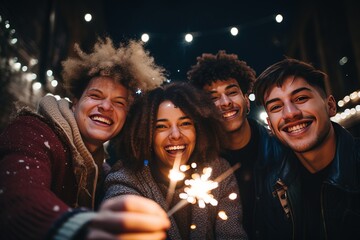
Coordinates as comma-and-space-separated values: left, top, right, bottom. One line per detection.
0, 95, 104, 240
105, 158, 248, 240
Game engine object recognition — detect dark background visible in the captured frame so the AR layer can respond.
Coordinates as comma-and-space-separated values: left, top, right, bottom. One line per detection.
1, 0, 360, 135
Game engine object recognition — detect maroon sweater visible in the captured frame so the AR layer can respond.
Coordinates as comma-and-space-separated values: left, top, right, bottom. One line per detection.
0, 112, 97, 239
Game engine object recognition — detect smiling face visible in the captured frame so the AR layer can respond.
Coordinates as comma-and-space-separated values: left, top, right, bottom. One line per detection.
264, 76, 336, 153
203, 78, 249, 133
72, 76, 128, 152
153, 100, 196, 177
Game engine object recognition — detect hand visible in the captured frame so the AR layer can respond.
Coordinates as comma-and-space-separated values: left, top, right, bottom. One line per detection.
85, 195, 170, 240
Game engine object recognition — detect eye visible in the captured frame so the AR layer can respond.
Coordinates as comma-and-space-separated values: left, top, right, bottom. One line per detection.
295, 96, 309, 103
89, 93, 102, 99
268, 104, 282, 113
114, 100, 127, 108
210, 95, 219, 102
155, 124, 168, 130
228, 90, 239, 96
181, 121, 193, 126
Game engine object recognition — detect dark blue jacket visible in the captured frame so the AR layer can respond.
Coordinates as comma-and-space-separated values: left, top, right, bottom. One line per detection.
256, 122, 360, 239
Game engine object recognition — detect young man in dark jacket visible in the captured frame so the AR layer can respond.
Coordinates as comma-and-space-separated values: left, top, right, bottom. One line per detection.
187, 51, 284, 239
253, 58, 360, 239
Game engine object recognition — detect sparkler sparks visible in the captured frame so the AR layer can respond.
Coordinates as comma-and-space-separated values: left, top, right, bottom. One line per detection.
167, 162, 240, 217
179, 167, 218, 208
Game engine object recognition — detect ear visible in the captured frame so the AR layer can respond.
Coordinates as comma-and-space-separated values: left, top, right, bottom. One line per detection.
266, 117, 275, 135
245, 94, 251, 112
71, 99, 78, 112
327, 95, 337, 117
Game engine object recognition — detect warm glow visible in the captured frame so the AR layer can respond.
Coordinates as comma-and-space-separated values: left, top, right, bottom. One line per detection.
141, 33, 150, 42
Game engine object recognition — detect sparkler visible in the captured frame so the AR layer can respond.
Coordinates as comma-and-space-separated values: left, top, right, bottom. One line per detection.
166, 153, 184, 206
167, 162, 240, 217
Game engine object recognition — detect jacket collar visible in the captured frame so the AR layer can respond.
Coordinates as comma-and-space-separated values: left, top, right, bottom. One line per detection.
278, 122, 360, 192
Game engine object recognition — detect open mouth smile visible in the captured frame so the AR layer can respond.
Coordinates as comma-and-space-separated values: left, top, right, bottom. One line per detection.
164, 145, 186, 154
284, 122, 311, 133
90, 115, 113, 125
222, 110, 239, 119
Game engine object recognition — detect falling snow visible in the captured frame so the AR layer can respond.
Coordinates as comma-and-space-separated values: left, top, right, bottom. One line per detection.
18, 159, 24, 163
53, 205, 60, 212
44, 141, 50, 149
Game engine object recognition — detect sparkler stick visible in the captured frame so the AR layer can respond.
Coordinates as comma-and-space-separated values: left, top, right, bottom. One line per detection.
166, 153, 183, 206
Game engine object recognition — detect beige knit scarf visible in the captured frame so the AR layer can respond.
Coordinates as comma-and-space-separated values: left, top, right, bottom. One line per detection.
37, 95, 98, 209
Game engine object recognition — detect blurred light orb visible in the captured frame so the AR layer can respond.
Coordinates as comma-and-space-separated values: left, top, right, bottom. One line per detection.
84, 13, 92, 22
32, 82, 42, 91
230, 27, 238, 36
141, 33, 150, 42
275, 14, 283, 23
339, 56, 348, 66
51, 80, 58, 87
248, 93, 255, 101
185, 33, 193, 42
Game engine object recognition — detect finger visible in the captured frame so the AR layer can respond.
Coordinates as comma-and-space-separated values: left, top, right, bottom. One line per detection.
90, 211, 170, 233
101, 195, 168, 218
117, 232, 167, 240
86, 229, 116, 240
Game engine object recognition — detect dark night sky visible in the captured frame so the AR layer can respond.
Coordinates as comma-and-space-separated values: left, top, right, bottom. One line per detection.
103, 0, 298, 80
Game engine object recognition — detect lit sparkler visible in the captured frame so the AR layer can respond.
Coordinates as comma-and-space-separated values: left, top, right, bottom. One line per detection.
167, 162, 240, 217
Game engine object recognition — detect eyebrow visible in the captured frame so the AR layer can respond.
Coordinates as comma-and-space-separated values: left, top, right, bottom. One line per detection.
208, 84, 239, 94
88, 88, 127, 100
265, 87, 312, 108
156, 116, 191, 122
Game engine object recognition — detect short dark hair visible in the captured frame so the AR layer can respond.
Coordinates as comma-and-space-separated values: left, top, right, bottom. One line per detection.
114, 81, 226, 170
187, 50, 256, 94
254, 58, 329, 106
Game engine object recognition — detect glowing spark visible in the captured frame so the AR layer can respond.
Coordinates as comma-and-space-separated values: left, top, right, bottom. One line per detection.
167, 162, 241, 217
218, 211, 228, 220
229, 192, 238, 200
180, 167, 218, 208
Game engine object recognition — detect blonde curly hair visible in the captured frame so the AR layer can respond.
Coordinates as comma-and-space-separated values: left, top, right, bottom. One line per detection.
61, 37, 166, 100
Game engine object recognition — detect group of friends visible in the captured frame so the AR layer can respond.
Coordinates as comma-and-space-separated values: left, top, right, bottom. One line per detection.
0, 37, 359, 240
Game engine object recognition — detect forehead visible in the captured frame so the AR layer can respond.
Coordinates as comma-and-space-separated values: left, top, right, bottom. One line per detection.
85, 76, 128, 94
203, 78, 241, 91
264, 76, 315, 100
157, 100, 185, 118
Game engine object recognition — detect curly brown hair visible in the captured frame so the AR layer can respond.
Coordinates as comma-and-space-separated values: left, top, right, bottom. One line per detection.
112, 81, 226, 170
187, 50, 256, 94
61, 37, 166, 100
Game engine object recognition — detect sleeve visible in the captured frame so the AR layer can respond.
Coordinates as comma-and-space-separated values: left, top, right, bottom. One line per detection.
213, 158, 248, 239
0, 115, 75, 239
103, 164, 143, 200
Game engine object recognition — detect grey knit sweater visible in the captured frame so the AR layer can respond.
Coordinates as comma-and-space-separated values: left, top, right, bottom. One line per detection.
104, 157, 248, 240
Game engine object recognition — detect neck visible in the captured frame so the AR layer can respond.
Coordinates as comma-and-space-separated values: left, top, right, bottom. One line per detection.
295, 126, 336, 173
226, 119, 252, 150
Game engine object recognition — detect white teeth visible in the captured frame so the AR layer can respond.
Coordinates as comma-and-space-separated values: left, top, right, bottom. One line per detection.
165, 145, 185, 151
91, 116, 111, 125
287, 123, 308, 133
223, 111, 236, 118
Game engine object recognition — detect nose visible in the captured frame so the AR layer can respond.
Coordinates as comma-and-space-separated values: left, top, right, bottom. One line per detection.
219, 94, 232, 108
98, 99, 113, 111
282, 102, 301, 120
169, 125, 181, 140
